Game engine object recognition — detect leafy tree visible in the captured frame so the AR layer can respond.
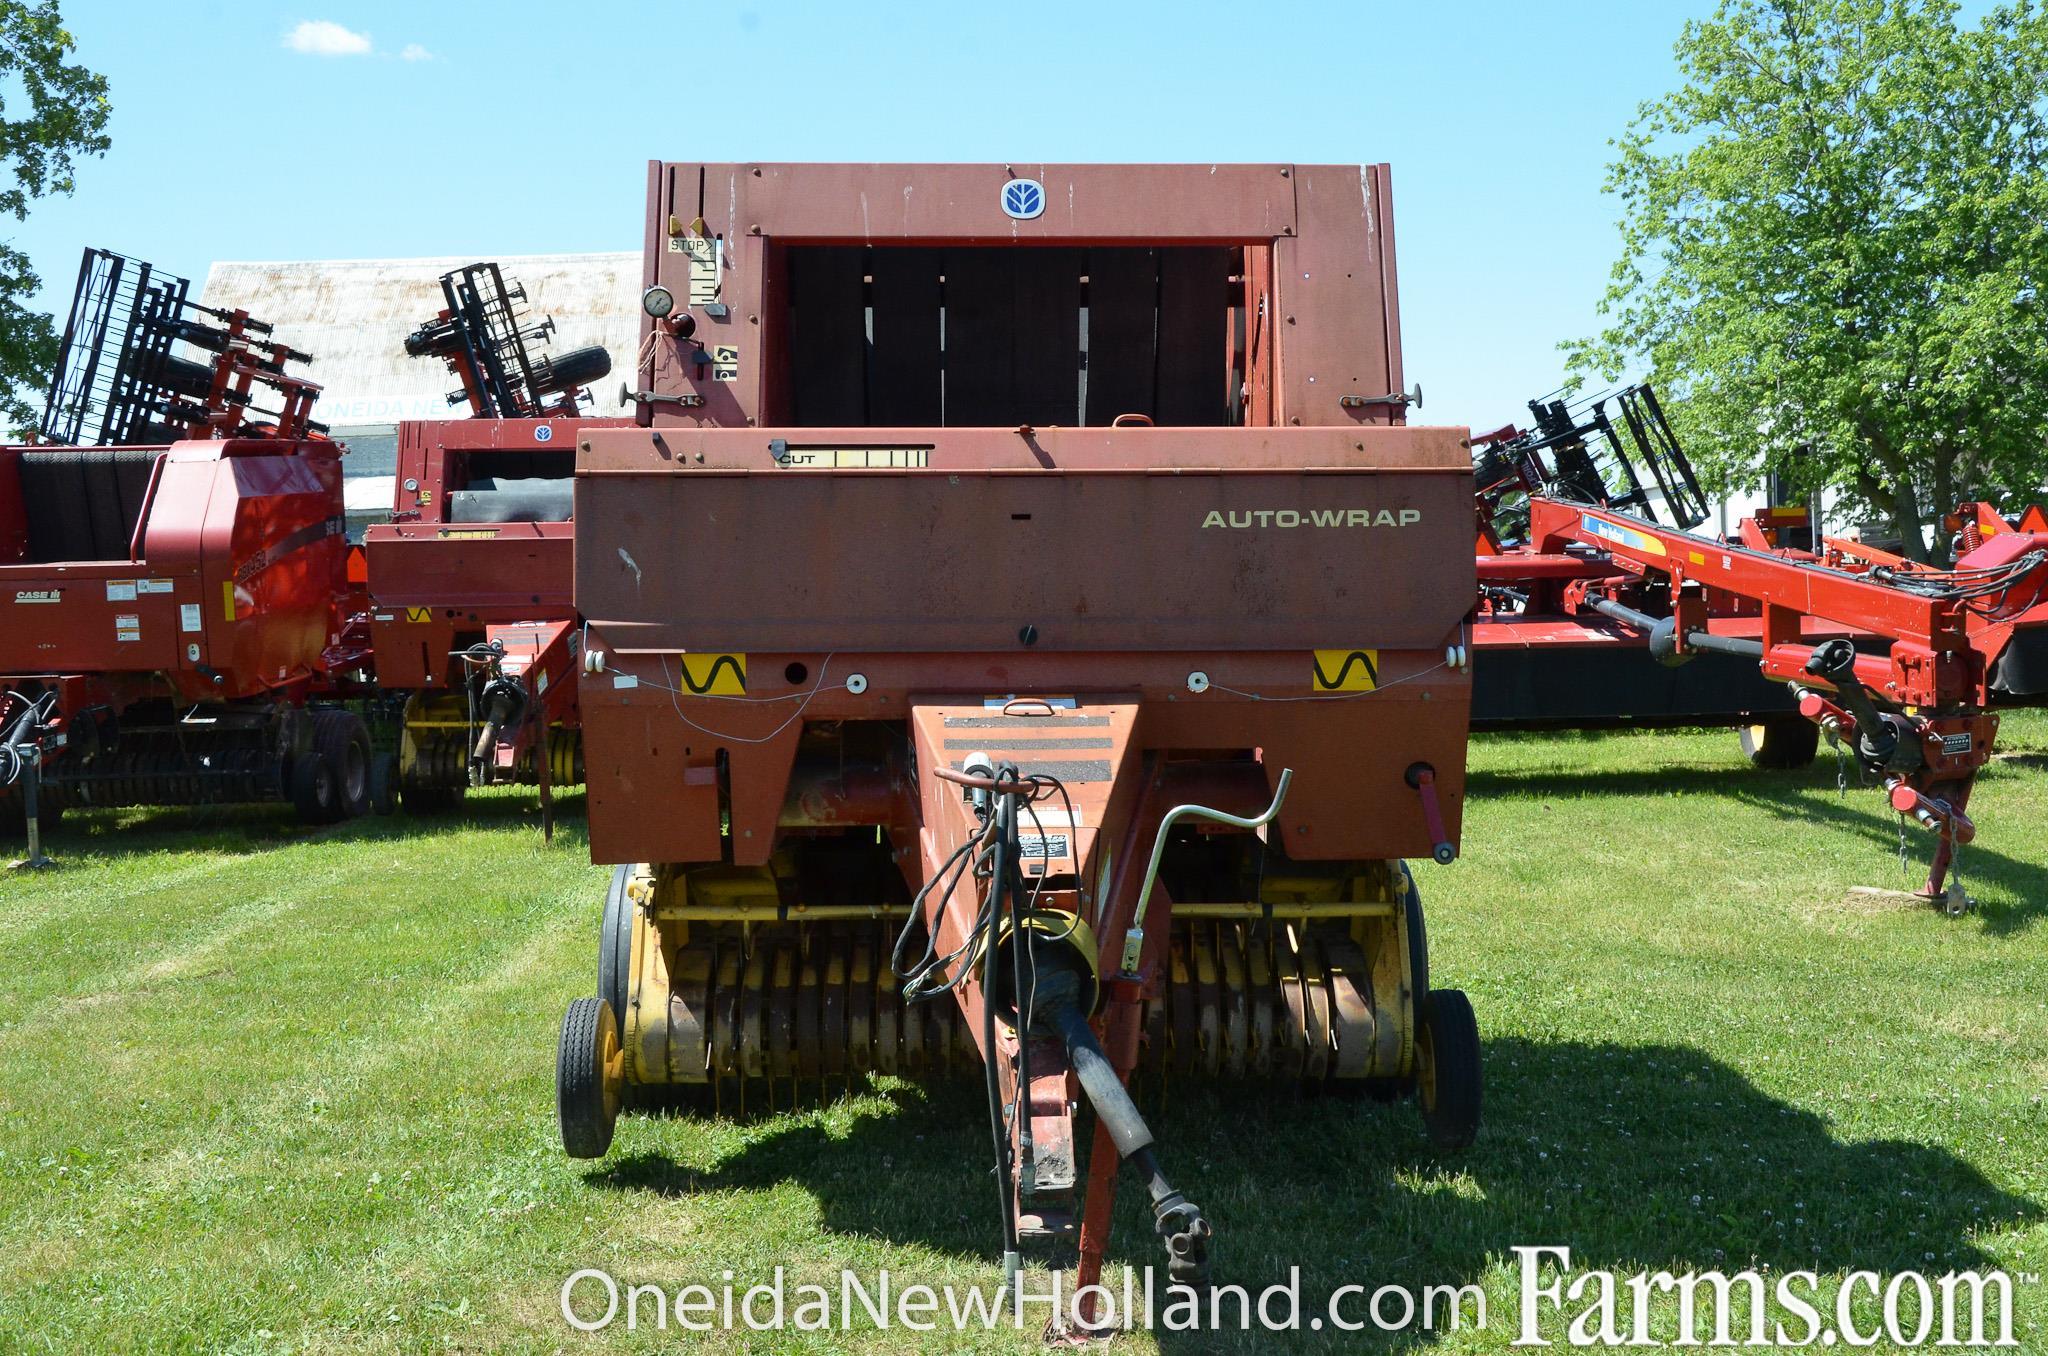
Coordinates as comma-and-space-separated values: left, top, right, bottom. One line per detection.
0, 1, 107, 431
1571, 0, 2048, 560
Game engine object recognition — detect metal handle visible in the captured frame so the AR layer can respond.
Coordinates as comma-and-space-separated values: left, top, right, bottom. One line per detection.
1119, 769, 1292, 974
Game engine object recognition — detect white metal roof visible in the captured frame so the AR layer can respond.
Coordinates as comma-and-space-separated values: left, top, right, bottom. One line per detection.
197, 252, 641, 427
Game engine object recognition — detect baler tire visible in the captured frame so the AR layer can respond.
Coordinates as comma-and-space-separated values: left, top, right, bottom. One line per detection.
399, 781, 465, 815
558, 996, 621, 1159
0, 798, 62, 834
1402, 864, 1430, 1000
1416, 988, 1482, 1151
289, 750, 342, 825
598, 865, 634, 1032
1739, 717, 1819, 770
369, 753, 398, 815
311, 710, 372, 819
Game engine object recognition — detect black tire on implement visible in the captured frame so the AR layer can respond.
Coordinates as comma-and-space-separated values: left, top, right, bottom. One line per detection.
311, 709, 372, 819
598, 865, 634, 1031
558, 996, 621, 1159
368, 751, 398, 815
1417, 988, 1482, 1151
0, 797, 62, 834
289, 750, 339, 824
399, 780, 465, 815
1739, 716, 1820, 769
1401, 863, 1429, 999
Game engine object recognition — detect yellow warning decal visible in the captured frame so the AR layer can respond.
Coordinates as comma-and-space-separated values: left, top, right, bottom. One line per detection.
405, 607, 432, 624
668, 234, 720, 307
1311, 649, 1379, 692
679, 652, 746, 696
222, 580, 237, 622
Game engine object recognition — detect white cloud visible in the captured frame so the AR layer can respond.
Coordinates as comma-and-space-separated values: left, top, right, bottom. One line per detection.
399, 43, 434, 62
283, 20, 372, 57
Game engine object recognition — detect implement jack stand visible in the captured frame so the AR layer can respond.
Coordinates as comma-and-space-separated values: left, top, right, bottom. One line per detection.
7, 767, 55, 872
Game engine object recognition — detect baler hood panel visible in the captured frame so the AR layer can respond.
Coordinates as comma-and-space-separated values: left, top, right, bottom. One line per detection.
575, 425, 1475, 654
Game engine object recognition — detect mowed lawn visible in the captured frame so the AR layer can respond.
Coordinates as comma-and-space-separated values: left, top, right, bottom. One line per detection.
0, 717, 2044, 1354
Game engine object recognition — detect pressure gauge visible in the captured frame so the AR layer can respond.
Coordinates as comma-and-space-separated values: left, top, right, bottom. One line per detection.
641, 285, 676, 319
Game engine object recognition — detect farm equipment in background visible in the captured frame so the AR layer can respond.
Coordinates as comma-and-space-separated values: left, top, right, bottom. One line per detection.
367, 263, 622, 823
404, 261, 613, 420
42, 247, 326, 447
1, 249, 374, 859
1469, 386, 1825, 758
1472, 384, 2048, 911
553, 161, 1481, 1322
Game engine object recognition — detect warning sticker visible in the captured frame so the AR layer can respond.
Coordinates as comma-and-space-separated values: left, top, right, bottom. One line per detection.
1019, 833, 1072, 862
678, 652, 746, 696
106, 580, 137, 602
667, 234, 721, 306
1311, 648, 1380, 692
709, 344, 740, 381
138, 578, 174, 594
771, 442, 932, 469
180, 603, 202, 632
115, 613, 140, 642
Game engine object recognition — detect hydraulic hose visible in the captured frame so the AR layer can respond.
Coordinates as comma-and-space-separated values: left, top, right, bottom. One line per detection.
1040, 974, 1210, 1287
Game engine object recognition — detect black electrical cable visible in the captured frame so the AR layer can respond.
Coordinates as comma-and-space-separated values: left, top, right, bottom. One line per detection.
888, 829, 983, 996
982, 790, 1018, 1262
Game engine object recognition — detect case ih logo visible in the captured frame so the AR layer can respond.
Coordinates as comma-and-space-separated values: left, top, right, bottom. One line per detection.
13, 589, 60, 603
1001, 178, 1045, 220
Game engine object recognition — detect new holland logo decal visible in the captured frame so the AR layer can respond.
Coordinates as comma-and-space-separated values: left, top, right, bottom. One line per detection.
1001, 178, 1045, 221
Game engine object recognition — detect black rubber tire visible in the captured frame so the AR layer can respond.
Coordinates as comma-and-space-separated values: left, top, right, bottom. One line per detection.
1739, 716, 1820, 770
289, 749, 341, 825
558, 997, 620, 1159
399, 780, 465, 815
1417, 988, 1482, 1151
1400, 862, 1430, 1000
311, 710, 371, 819
368, 752, 398, 815
598, 865, 635, 1034
0, 797, 62, 834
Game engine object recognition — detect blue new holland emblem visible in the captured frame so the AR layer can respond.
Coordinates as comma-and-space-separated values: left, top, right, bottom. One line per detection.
533, 424, 554, 442
1001, 177, 1045, 221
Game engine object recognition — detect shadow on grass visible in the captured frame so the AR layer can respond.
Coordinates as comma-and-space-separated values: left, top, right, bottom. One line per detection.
1469, 762, 2045, 937
583, 1039, 2038, 1351
4, 788, 588, 864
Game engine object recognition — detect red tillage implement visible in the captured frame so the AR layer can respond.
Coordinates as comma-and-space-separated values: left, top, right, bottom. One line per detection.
1471, 388, 2048, 910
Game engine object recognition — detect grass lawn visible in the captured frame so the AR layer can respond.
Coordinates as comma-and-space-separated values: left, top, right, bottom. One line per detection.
1, 716, 2043, 1353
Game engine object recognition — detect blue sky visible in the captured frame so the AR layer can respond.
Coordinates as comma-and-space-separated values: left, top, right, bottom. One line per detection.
14, 0, 1708, 431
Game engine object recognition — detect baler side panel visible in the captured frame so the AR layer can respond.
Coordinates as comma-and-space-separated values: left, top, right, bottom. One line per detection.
166, 447, 347, 699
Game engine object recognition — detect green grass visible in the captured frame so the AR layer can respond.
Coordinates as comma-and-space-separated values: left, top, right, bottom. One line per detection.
1, 718, 2044, 1353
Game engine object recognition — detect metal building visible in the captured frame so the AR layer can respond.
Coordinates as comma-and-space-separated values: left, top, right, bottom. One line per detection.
198, 252, 638, 532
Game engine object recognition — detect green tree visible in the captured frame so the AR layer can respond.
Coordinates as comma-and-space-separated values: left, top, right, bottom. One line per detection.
1571, 0, 2048, 560
0, 1, 106, 431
